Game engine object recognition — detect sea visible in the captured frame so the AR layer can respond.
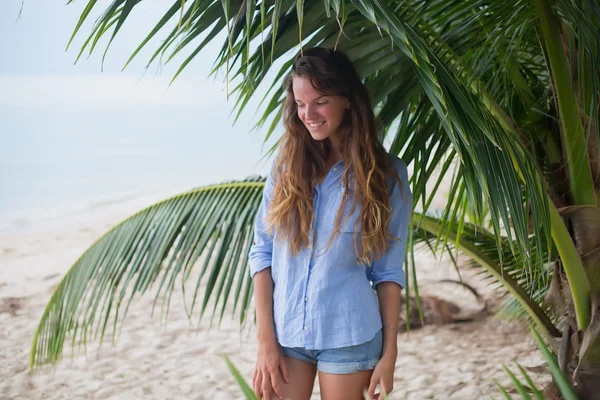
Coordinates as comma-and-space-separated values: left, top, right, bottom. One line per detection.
0, 104, 274, 235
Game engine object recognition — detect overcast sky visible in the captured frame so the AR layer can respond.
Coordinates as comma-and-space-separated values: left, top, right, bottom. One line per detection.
0, 0, 295, 234
1, 1, 234, 99
0, 1, 283, 216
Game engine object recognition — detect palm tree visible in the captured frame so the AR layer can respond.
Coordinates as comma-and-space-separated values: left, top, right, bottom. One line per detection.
31, 0, 599, 398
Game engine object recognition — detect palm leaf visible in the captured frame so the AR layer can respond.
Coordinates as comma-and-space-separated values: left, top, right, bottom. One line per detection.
412, 212, 561, 340
531, 326, 580, 400
495, 327, 581, 400
498, 362, 545, 400
64, 2, 553, 280
30, 178, 265, 367
224, 355, 259, 399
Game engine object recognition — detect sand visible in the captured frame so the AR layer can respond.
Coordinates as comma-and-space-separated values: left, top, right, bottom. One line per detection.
0, 197, 552, 399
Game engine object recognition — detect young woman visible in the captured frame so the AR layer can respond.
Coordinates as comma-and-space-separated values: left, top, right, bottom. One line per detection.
249, 47, 412, 400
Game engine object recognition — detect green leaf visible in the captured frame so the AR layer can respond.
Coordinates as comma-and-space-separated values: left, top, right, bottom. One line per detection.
121, 0, 185, 70
515, 363, 545, 400
494, 379, 515, 400
502, 365, 532, 400
224, 355, 258, 399
270, 0, 283, 63
297, 0, 305, 45
65, 0, 98, 51
530, 326, 579, 400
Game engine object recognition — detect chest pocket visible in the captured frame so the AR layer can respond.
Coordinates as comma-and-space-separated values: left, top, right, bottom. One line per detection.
333, 192, 369, 268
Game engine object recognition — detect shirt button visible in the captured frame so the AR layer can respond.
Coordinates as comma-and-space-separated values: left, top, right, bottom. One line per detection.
304, 297, 308, 302
304, 326, 308, 331
333, 167, 338, 171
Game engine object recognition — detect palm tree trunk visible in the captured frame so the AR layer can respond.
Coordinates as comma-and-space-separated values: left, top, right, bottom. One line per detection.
546, 206, 600, 399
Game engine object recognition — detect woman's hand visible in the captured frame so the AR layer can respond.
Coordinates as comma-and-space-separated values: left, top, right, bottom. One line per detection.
366, 353, 396, 399
252, 338, 290, 399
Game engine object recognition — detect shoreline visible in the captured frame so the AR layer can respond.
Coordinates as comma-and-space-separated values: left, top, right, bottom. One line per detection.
0, 187, 193, 237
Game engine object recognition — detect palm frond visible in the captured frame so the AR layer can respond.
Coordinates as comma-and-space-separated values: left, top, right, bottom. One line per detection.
530, 326, 579, 400
67, 1, 553, 275
354, 0, 550, 269
30, 178, 265, 368
412, 212, 561, 339
497, 362, 544, 400
225, 355, 259, 399
555, 0, 600, 150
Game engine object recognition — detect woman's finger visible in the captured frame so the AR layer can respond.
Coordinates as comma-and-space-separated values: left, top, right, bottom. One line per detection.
367, 376, 378, 399
380, 380, 388, 398
381, 379, 394, 396
253, 369, 263, 398
262, 372, 272, 400
271, 371, 284, 399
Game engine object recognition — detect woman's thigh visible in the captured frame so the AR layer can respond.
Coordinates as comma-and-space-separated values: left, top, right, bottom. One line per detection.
318, 369, 373, 400
269, 356, 317, 400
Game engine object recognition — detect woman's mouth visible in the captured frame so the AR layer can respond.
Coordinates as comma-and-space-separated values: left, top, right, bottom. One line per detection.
307, 121, 325, 128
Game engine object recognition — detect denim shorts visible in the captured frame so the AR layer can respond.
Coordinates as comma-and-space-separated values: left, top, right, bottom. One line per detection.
280, 329, 383, 374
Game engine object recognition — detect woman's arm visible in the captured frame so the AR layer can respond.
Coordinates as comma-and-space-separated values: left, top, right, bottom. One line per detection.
254, 268, 276, 343
367, 281, 401, 399
252, 268, 289, 399
376, 281, 401, 358
249, 164, 290, 397
368, 158, 412, 398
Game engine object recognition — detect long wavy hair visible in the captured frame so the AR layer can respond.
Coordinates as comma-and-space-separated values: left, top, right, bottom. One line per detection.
267, 47, 403, 264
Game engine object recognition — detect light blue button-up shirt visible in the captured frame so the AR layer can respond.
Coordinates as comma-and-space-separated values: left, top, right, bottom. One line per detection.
249, 153, 412, 350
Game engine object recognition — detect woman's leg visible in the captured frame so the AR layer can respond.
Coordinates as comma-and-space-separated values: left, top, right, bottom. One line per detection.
269, 356, 317, 400
317, 370, 373, 400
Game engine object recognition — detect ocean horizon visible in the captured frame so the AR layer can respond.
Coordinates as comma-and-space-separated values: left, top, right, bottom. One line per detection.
0, 104, 274, 235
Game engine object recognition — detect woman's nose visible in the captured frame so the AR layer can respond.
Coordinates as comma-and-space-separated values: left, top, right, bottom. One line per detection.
305, 105, 319, 120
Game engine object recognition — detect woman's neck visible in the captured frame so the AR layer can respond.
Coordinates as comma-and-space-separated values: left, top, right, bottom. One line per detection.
328, 135, 344, 164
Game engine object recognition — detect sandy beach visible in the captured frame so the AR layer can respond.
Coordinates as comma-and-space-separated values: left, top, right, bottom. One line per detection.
0, 194, 552, 399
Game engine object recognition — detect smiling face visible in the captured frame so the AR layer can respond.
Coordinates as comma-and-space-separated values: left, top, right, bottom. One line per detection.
292, 76, 350, 143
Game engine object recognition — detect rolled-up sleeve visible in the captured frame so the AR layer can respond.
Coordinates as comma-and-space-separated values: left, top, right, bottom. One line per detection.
370, 159, 412, 289
248, 165, 276, 278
